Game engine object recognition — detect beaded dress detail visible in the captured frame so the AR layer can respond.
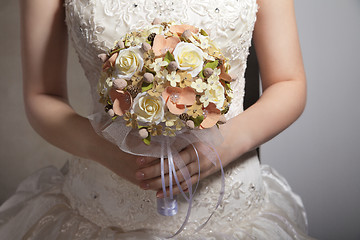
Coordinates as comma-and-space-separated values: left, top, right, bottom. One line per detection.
0, 0, 315, 239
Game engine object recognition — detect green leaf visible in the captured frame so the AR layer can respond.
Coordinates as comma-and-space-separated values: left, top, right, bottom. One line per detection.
204, 60, 219, 70
199, 70, 205, 79
146, 39, 153, 46
200, 29, 209, 36
192, 115, 204, 127
222, 81, 232, 90
164, 51, 175, 63
109, 48, 121, 56
143, 135, 151, 145
142, 82, 154, 92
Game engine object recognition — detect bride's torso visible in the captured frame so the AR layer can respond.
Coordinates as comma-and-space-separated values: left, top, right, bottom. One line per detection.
63, 0, 263, 235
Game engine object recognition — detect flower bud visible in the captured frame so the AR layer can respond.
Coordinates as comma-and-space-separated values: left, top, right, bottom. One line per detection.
167, 61, 178, 72
186, 120, 195, 129
143, 72, 154, 83
141, 42, 152, 52
203, 68, 214, 78
113, 78, 127, 90
107, 109, 115, 117
139, 128, 149, 139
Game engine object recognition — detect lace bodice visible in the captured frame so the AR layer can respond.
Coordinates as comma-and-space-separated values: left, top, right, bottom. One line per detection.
63, 0, 264, 236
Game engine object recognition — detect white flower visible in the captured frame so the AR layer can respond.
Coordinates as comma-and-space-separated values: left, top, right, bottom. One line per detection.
115, 46, 144, 80
226, 89, 234, 99
132, 92, 165, 124
203, 52, 216, 61
166, 71, 181, 87
191, 78, 208, 93
200, 92, 211, 108
126, 35, 142, 47
149, 58, 168, 73
106, 77, 114, 88
200, 82, 225, 109
155, 69, 169, 84
207, 68, 221, 89
173, 42, 204, 77
198, 35, 211, 49
208, 68, 221, 81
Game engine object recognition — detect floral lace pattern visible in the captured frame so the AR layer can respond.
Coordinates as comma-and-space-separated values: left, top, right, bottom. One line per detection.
63, 0, 263, 235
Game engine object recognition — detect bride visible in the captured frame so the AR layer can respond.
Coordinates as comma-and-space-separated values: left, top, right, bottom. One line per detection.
0, 0, 315, 239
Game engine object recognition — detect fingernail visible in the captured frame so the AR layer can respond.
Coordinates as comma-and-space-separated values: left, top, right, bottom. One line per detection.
135, 171, 145, 180
136, 157, 146, 166
140, 182, 150, 190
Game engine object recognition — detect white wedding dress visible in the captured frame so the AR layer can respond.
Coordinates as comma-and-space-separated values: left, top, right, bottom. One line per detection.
0, 0, 315, 239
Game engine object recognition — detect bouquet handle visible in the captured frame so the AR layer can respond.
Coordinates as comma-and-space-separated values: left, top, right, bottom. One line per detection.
157, 196, 178, 216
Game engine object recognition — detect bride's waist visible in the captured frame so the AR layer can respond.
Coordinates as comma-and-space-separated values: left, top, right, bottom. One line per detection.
62, 150, 264, 230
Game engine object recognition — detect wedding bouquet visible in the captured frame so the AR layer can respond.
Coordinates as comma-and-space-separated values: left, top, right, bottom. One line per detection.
96, 18, 233, 236
97, 19, 234, 141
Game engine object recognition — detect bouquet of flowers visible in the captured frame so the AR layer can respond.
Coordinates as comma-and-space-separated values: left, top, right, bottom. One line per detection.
96, 18, 233, 236
97, 19, 234, 144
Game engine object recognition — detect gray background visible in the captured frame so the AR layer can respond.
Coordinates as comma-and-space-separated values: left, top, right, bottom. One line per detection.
1, 1, 359, 239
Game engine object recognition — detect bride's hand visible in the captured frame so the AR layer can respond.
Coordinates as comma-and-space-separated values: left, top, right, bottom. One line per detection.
96, 141, 158, 186
134, 142, 223, 197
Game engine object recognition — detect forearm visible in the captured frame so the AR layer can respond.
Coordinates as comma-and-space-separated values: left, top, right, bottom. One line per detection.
24, 93, 119, 165
20, 0, 143, 185
218, 77, 306, 164
216, 0, 307, 165
21, 0, 101, 163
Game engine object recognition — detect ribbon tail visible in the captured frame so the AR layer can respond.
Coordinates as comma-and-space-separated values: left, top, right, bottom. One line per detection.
167, 139, 174, 199
157, 140, 178, 217
167, 149, 194, 238
188, 142, 201, 195
161, 141, 167, 198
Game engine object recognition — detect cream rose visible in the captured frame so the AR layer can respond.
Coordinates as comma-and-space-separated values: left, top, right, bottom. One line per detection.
173, 42, 204, 77
132, 92, 165, 124
115, 46, 144, 80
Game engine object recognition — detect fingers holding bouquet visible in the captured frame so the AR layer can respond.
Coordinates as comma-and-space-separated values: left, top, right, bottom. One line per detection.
135, 142, 220, 197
